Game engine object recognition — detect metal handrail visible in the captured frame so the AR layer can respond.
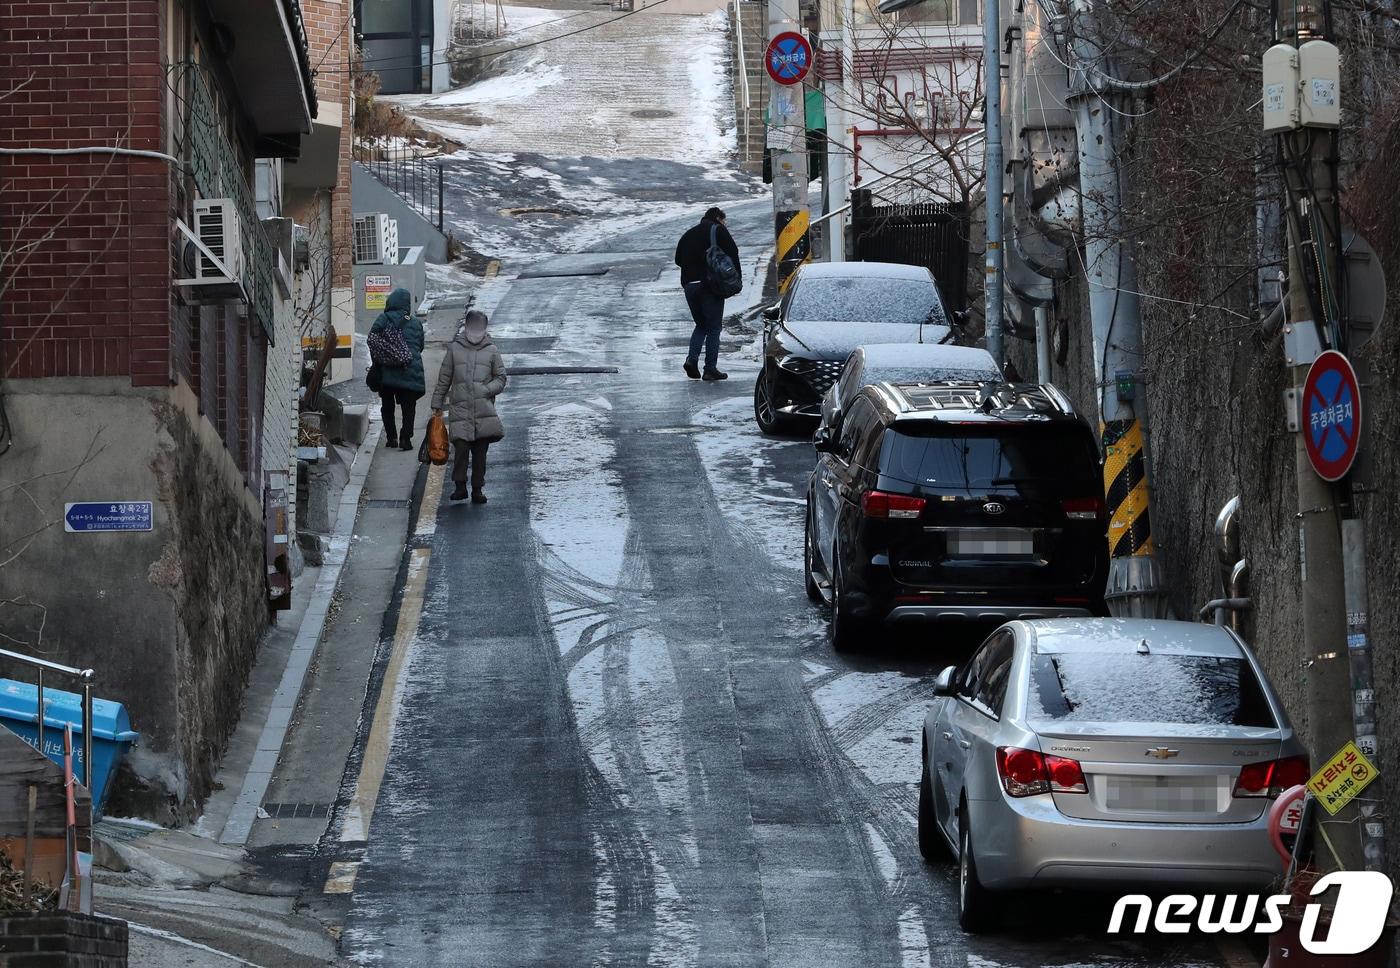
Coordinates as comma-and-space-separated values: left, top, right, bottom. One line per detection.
354, 141, 446, 230
0, 647, 94, 791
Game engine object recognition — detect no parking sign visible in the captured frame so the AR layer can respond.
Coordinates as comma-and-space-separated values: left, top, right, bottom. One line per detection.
1303, 350, 1362, 482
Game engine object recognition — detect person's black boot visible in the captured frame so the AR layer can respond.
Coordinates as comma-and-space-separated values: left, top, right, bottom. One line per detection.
702, 367, 728, 381
400, 436, 413, 452
450, 483, 469, 501
683, 359, 701, 379
472, 488, 488, 505
385, 434, 398, 449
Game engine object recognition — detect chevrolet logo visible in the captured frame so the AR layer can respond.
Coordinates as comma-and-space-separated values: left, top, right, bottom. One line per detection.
1146, 747, 1181, 759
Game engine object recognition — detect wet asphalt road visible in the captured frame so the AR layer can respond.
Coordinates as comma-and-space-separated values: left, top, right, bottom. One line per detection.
337, 208, 1238, 967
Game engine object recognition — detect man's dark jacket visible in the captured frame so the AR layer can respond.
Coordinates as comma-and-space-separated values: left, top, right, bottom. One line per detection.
675, 219, 740, 287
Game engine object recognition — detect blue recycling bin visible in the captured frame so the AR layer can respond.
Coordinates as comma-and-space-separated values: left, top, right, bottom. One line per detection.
0, 678, 139, 818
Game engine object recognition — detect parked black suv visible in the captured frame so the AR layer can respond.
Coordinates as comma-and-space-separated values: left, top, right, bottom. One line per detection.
804, 381, 1109, 651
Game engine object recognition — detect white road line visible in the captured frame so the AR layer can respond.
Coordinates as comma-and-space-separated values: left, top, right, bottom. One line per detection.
341, 464, 445, 843
125, 921, 269, 967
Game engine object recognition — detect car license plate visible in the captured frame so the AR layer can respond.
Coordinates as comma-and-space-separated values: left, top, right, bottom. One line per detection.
948, 529, 1033, 557
1105, 775, 1221, 813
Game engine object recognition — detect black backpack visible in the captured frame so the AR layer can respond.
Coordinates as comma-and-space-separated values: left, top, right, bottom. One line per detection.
705, 224, 743, 298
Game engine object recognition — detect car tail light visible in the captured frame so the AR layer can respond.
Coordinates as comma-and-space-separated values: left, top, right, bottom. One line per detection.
862, 490, 925, 520
1062, 497, 1103, 520
994, 747, 1087, 798
1234, 755, 1310, 798
1045, 755, 1088, 794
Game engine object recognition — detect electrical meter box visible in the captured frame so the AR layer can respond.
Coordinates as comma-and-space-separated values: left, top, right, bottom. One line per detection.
1298, 40, 1341, 128
1262, 43, 1299, 132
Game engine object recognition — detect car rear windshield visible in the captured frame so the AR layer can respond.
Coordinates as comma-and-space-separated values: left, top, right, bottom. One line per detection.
865, 365, 1001, 387
879, 425, 1099, 492
788, 277, 945, 326
1028, 652, 1277, 728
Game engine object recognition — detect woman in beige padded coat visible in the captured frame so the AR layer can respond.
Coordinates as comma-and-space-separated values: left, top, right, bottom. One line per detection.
432, 310, 507, 503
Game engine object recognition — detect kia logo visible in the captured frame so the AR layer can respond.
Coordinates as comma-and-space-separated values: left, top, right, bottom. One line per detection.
983, 502, 1005, 515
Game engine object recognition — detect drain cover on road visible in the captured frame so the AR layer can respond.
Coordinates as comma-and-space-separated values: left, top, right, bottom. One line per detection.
262, 802, 330, 819
630, 109, 675, 118
499, 206, 580, 219
516, 267, 609, 279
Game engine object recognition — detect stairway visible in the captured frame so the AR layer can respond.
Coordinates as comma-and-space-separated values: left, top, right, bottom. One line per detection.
731, 0, 768, 175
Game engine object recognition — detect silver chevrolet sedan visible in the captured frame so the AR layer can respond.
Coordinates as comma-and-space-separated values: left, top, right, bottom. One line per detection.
918, 618, 1306, 932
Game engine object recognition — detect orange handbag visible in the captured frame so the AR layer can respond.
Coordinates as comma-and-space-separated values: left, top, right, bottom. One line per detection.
426, 413, 450, 466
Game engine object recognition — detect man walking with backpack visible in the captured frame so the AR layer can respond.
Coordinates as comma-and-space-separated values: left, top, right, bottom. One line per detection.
675, 207, 741, 381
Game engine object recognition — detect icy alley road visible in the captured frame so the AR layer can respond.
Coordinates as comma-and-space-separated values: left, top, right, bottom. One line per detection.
333, 209, 1235, 967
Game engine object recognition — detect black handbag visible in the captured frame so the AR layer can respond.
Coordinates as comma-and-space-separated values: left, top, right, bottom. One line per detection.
366, 363, 383, 393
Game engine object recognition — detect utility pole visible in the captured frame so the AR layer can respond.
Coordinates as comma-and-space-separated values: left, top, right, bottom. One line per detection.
767, 0, 811, 293
1066, 0, 1166, 618
982, 0, 1004, 366
1269, 2, 1363, 871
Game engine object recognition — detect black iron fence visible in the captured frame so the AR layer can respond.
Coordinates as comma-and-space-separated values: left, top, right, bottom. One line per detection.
353, 141, 445, 231
849, 190, 970, 311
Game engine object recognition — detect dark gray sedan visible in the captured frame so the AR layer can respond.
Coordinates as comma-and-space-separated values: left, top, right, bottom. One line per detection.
919, 618, 1306, 932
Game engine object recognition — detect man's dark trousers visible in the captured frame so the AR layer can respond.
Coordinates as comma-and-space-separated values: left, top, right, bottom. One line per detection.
684, 282, 723, 370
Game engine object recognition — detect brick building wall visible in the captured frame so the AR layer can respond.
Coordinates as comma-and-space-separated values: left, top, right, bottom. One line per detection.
305, 0, 354, 290
0, 911, 128, 967
0, 0, 167, 387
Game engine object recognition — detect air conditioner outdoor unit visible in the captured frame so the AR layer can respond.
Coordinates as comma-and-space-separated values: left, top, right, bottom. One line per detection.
353, 213, 399, 266
175, 198, 246, 298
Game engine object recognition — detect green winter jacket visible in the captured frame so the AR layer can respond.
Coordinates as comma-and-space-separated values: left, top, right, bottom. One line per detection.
370, 288, 426, 397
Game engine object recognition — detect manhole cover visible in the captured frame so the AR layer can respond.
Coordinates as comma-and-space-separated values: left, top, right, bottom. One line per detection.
499, 206, 580, 219
630, 109, 675, 119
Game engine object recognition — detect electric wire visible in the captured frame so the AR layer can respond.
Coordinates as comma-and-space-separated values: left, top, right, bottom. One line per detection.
321, 0, 677, 76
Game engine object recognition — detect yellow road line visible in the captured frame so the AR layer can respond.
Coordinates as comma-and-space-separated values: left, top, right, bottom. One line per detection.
484, 259, 501, 281
340, 464, 445, 843
322, 860, 360, 895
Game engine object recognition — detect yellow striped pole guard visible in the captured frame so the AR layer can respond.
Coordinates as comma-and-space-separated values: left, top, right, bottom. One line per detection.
1102, 418, 1153, 558
775, 209, 811, 293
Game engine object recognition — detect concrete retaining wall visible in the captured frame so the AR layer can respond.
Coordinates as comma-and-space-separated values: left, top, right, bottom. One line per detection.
0, 379, 268, 822
350, 163, 450, 264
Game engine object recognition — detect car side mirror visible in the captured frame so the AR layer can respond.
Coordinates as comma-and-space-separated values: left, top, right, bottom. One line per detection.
933, 666, 957, 697
763, 305, 782, 322
813, 426, 836, 452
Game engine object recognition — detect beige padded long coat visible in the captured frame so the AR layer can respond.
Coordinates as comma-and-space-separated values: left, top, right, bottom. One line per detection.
431, 331, 507, 442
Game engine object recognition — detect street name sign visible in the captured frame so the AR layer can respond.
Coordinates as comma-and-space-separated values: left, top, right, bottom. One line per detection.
766, 31, 812, 85
64, 502, 153, 533
1307, 740, 1379, 816
1302, 349, 1361, 481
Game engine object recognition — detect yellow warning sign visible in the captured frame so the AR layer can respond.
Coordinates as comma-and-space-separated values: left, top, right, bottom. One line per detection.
1307, 741, 1379, 816
365, 274, 392, 311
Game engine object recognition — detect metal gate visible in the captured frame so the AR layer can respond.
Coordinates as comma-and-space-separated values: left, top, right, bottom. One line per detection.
848, 190, 970, 311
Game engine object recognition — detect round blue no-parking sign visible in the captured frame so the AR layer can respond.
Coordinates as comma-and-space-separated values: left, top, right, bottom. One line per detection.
1303, 350, 1362, 482
766, 31, 812, 86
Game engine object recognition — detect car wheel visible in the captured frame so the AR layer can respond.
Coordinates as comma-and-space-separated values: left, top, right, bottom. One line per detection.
753, 367, 790, 436
917, 755, 948, 861
803, 500, 824, 604
958, 809, 995, 933
829, 553, 865, 653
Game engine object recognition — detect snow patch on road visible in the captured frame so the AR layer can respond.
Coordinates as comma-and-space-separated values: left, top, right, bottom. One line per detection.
692, 394, 807, 575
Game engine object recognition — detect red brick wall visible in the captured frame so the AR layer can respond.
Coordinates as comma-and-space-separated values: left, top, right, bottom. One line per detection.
0, 0, 170, 387
302, 0, 353, 288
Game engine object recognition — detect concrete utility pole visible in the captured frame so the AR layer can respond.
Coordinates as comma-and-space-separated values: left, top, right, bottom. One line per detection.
982, 0, 1004, 366
768, 0, 811, 292
1066, 0, 1166, 618
1273, 3, 1363, 872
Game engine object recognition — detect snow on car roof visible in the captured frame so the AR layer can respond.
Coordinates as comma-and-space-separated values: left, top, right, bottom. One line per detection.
797, 261, 934, 282
856, 343, 998, 375
1025, 618, 1245, 658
